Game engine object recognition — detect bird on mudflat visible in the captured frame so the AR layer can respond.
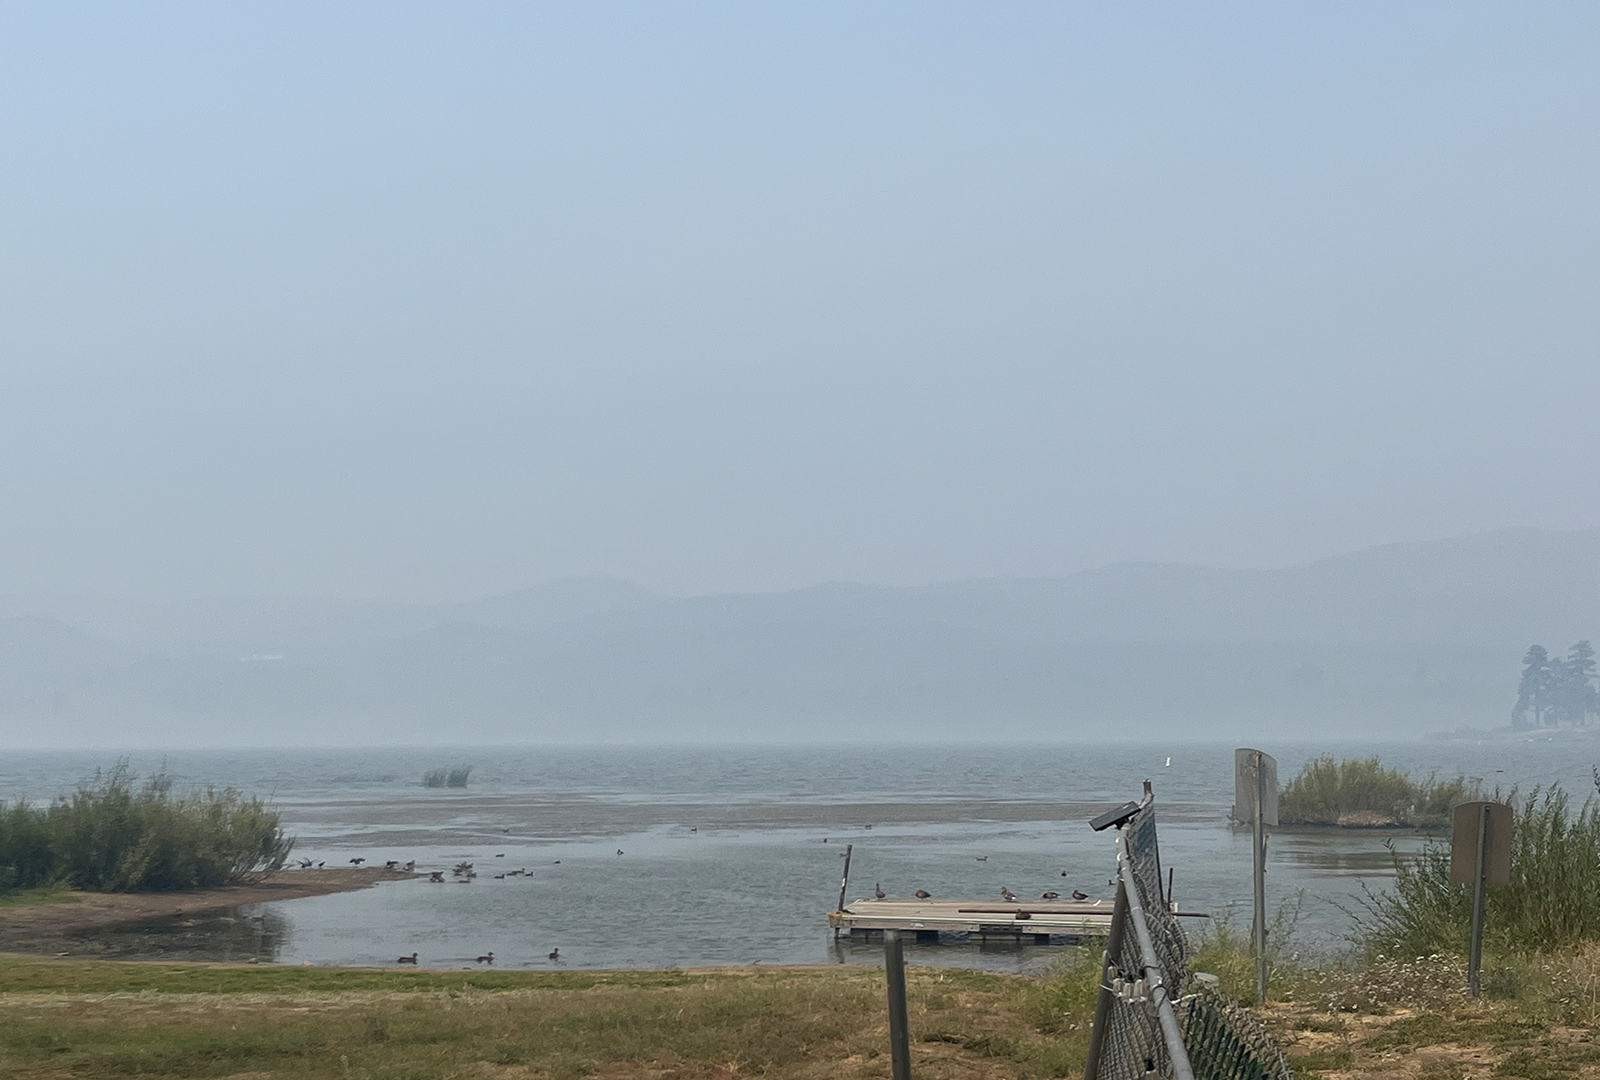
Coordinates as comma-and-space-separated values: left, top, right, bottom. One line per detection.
1072, 890, 1089, 901
397, 953, 418, 964
874, 883, 887, 900
915, 889, 931, 899
1041, 891, 1060, 900
1000, 886, 1018, 902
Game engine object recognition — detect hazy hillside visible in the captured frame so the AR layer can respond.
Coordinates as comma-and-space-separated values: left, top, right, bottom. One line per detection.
1, 529, 1594, 746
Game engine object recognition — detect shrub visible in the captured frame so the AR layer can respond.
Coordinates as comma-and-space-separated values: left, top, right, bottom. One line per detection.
1361, 780, 1600, 958
0, 763, 292, 894
1277, 755, 1476, 829
422, 766, 472, 788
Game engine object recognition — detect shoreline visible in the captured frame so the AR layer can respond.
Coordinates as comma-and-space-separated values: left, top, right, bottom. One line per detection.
0, 868, 414, 953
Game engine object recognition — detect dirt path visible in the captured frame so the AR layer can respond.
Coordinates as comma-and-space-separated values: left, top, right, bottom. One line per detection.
0, 869, 414, 951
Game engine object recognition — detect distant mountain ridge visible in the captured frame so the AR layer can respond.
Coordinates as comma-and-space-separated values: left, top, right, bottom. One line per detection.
1, 528, 1595, 746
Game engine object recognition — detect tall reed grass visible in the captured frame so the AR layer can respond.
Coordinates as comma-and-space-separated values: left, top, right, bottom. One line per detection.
0, 764, 291, 894
1277, 755, 1476, 828
1362, 779, 1600, 958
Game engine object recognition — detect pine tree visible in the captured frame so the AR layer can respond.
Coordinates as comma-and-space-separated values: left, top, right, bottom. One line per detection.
1567, 640, 1598, 726
1513, 645, 1553, 729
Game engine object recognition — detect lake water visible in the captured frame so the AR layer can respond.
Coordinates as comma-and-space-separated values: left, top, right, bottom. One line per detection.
3, 735, 1594, 972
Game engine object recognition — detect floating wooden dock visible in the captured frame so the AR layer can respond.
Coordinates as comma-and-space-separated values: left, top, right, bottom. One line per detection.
829, 897, 1116, 943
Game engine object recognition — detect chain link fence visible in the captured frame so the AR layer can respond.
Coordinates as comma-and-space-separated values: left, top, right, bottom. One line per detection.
1083, 790, 1295, 1080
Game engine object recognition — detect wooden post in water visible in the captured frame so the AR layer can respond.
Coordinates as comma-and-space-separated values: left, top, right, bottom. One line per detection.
1234, 748, 1277, 1004
834, 843, 854, 941
883, 929, 912, 1080
837, 843, 853, 912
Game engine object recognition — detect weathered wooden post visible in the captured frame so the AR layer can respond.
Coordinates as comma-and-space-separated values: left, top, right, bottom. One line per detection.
1234, 748, 1277, 1003
837, 843, 854, 912
1451, 800, 1511, 997
883, 929, 912, 1080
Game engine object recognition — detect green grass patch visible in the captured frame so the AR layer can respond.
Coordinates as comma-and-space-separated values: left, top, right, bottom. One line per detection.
0, 885, 78, 908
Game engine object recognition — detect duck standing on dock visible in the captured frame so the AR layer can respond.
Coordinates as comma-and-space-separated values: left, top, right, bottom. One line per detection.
874, 883, 887, 900
1041, 891, 1059, 900
1072, 890, 1088, 901
1000, 886, 1017, 902
915, 889, 931, 899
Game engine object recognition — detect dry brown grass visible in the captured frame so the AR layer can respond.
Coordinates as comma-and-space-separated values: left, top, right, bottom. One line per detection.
1251, 946, 1600, 1079
0, 956, 1100, 1079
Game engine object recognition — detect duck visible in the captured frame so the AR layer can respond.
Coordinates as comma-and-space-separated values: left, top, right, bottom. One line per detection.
1041, 891, 1060, 900
429, 871, 446, 883
298, 858, 313, 869
616, 849, 625, 856
1000, 886, 1018, 902
915, 889, 931, 899
403, 860, 415, 872
384, 860, 399, 870
495, 853, 505, 858
975, 856, 988, 862
1072, 890, 1089, 901
349, 857, 366, 866
397, 953, 418, 964
475, 952, 495, 964
548, 948, 560, 961
874, 883, 887, 900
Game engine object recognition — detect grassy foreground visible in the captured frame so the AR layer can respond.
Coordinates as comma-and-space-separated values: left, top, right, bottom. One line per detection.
0, 956, 1099, 1079
11, 948, 1600, 1079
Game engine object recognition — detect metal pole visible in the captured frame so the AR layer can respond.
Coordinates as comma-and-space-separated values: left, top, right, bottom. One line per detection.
884, 929, 912, 1080
1082, 876, 1130, 1080
1468, 803, 1489, 997
1253, 749, 1268, 1003
1115, 832, 1195, 1080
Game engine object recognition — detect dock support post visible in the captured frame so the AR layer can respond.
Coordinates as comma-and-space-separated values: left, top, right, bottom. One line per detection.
884, 930, 912, 1080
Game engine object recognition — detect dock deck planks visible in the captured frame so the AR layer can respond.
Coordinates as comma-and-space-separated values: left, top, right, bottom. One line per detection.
827, 896, 1115, 938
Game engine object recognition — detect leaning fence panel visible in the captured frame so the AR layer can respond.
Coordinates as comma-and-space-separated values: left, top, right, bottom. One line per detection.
1083, 788, 1295, 1080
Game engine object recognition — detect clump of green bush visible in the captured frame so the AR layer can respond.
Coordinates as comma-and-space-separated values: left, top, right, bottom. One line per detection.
1277, 755, 1476, 829
0, 764, 292, 895
1362, 780, 1600, 958
422, 766, 472, 788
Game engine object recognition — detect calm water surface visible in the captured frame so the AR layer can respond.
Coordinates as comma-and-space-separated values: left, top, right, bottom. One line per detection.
3, 736, 1592, 972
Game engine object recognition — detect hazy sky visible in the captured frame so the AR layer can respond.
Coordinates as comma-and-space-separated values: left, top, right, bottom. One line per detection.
2, 3, 1597, 602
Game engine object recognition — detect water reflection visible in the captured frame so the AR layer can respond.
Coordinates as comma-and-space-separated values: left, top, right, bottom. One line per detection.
65, 907, 291, 963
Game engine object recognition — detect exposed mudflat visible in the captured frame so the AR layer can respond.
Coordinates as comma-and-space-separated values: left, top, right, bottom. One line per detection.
0, 869, 414, 954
